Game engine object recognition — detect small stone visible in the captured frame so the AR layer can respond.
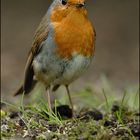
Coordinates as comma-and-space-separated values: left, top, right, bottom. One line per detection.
48, 123, 58, 132
78, 109, 103, 121
23, 130, 29, 138
1, 124, 9, 131
111, 104, 120, 113
19, 119, 25, 126
129, 123, 140, 137
111, 102, 127, 114
104, 120, 114, 127
9, 111, 18, 119
53, 105, 73, 119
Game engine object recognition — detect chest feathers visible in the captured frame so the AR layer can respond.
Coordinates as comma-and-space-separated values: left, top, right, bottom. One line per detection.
51, 7, 95, 59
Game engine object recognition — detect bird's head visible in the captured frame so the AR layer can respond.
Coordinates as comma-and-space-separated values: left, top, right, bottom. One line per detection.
59, 0, 85, 8
50, 0, 87, 22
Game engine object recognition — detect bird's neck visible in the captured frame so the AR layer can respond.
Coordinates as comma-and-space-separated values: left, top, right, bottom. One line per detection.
50, 5, 87, 23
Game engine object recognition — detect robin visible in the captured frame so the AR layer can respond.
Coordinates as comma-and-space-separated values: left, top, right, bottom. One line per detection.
14, 0, 96, 114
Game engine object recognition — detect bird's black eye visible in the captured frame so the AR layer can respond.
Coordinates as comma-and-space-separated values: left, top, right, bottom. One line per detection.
62, 0, 67, 5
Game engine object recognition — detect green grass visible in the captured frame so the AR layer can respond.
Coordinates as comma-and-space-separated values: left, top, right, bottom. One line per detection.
1, 75, 139, 139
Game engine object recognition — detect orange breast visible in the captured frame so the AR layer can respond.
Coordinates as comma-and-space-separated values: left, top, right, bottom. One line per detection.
51, 8, 95, 59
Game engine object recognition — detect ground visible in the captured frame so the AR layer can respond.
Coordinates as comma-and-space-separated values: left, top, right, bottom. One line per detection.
1, 85, 139, 140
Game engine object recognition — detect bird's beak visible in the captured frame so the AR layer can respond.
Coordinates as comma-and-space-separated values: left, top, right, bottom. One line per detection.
75, 2, 85, 8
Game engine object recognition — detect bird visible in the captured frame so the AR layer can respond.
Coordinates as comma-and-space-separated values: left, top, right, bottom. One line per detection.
14, 0, 96, 114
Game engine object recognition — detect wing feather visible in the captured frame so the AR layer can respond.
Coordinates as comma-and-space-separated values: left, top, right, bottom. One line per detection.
14, 15, 49, 95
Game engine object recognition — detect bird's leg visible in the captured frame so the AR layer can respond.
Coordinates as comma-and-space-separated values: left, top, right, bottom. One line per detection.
65, 85, 74, 115
46, 87, 52, 112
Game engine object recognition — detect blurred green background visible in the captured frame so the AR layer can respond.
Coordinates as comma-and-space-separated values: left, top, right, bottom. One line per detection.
1, 0, 139, 102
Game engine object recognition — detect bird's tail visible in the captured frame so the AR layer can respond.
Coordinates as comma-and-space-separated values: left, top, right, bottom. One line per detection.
13, 85, 24, 96
13, 80, 37, 96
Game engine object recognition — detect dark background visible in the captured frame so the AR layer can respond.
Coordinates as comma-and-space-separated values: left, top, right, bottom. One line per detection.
1, 0, 139, 102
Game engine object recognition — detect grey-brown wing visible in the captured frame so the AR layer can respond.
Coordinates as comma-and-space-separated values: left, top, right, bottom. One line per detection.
14, 15, 49, 95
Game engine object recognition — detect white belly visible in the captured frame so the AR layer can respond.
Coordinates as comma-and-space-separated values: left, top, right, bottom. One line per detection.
33, 52, 92, 86
53, 54, 92, 85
